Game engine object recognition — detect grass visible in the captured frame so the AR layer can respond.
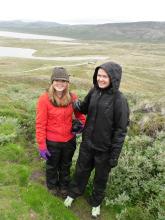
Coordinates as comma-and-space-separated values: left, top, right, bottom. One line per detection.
0, 34, 165, 219
0, 184, 78, 220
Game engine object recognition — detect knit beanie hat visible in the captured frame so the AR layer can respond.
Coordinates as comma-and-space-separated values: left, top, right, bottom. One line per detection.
51, 67, 70, 83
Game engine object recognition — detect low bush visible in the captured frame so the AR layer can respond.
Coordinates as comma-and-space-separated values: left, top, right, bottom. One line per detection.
116, 206, 154, 220
0, 116, 20, 145
105, 133, 165, 219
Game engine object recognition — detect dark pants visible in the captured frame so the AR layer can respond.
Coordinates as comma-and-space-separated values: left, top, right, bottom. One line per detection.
46, 137, 76, 190
68, 142, 111, 206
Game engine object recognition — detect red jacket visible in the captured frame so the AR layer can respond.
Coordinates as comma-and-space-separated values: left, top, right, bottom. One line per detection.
36, 92, 86, 150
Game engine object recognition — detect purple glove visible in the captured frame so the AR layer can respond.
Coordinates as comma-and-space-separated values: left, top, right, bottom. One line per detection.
39, 149, 51, 160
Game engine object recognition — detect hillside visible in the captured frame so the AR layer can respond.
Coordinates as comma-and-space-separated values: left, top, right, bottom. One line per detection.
0, 20, 165, 42
0, 26, 165, 219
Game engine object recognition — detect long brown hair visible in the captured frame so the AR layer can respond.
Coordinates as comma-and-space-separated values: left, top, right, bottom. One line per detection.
48, 84, 72, 107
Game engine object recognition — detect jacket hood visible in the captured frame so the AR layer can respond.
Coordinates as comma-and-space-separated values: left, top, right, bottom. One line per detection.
93, 61, 122, 92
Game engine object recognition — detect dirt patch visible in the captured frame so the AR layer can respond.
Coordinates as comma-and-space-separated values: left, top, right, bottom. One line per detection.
30, 170, 45, 185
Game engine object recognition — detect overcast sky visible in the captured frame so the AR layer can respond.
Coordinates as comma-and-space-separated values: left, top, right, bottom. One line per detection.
0, 0, 165, 24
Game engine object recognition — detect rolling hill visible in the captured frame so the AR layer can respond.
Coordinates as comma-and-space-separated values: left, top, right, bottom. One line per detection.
0, 20, 165, 42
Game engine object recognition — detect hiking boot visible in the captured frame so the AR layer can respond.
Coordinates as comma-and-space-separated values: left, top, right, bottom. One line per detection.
91, 205, 100, 218
48, 188, 59, 196
64, 196, 74, 208
60, 189, 68, 199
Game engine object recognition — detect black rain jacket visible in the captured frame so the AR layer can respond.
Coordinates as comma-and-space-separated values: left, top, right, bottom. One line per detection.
77, 61, 129, 161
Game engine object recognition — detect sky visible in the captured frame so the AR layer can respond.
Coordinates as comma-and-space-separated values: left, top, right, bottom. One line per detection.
0, 0, 165, 25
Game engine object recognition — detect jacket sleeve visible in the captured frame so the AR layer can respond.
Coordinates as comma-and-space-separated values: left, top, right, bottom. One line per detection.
36, 95, 48, 151
71, 93, 86, 125
110, 95, 129, 165
74, 88, 94, 115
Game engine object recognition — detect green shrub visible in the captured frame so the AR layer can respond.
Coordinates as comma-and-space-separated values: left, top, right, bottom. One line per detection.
141, 114, 165, 137
0, 106, 20, 118
0, 98, 36, 143
105, 133, 165, 219
131, 99, 165, 137
147, 190, 165, 220
128, 112, 143, 136
17, 101, 36, 142
116, 206, 154, 220
0, 116, 20, 144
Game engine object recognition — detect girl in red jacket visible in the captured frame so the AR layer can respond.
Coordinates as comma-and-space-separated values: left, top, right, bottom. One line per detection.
36, 67, 86, 198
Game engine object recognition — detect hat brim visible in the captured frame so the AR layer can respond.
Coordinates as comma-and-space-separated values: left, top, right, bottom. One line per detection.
52, 77, 69, 82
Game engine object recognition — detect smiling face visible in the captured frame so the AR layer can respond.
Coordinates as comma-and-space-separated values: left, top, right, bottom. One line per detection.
52, 80, 68, 92
97, 68, 111, 89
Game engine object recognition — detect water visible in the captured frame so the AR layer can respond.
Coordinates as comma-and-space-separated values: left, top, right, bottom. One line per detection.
0, 31, 108, 61
0, 46, 36, 58
0, 31, 74, 41
0, 46, 108, 61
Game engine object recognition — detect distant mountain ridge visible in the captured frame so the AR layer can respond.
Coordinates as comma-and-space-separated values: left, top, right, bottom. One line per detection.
0, 20, 165, 42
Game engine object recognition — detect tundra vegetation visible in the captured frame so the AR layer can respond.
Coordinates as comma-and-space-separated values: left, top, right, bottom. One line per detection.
0, 34, 165, 220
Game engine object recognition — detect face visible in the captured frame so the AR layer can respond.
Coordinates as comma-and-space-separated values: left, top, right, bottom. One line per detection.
97, 68, 110, 89
52, 80, 68, 92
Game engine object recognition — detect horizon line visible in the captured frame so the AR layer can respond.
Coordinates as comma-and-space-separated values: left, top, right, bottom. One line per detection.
0, 19, 165, 25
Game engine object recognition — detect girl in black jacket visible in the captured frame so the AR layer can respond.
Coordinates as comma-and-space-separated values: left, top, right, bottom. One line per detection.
64, 61, 129, 218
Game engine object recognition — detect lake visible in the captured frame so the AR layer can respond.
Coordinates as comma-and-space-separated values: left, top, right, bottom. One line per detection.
0, 46, 108, 61
0, 31, 108, 61
0, 31, 74, 41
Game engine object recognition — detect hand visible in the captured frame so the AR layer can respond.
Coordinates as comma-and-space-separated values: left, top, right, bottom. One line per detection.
72, 100, 81, 111
109, 158, 118, 168
72, 119, 84, 135
39, 149, 51, 160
